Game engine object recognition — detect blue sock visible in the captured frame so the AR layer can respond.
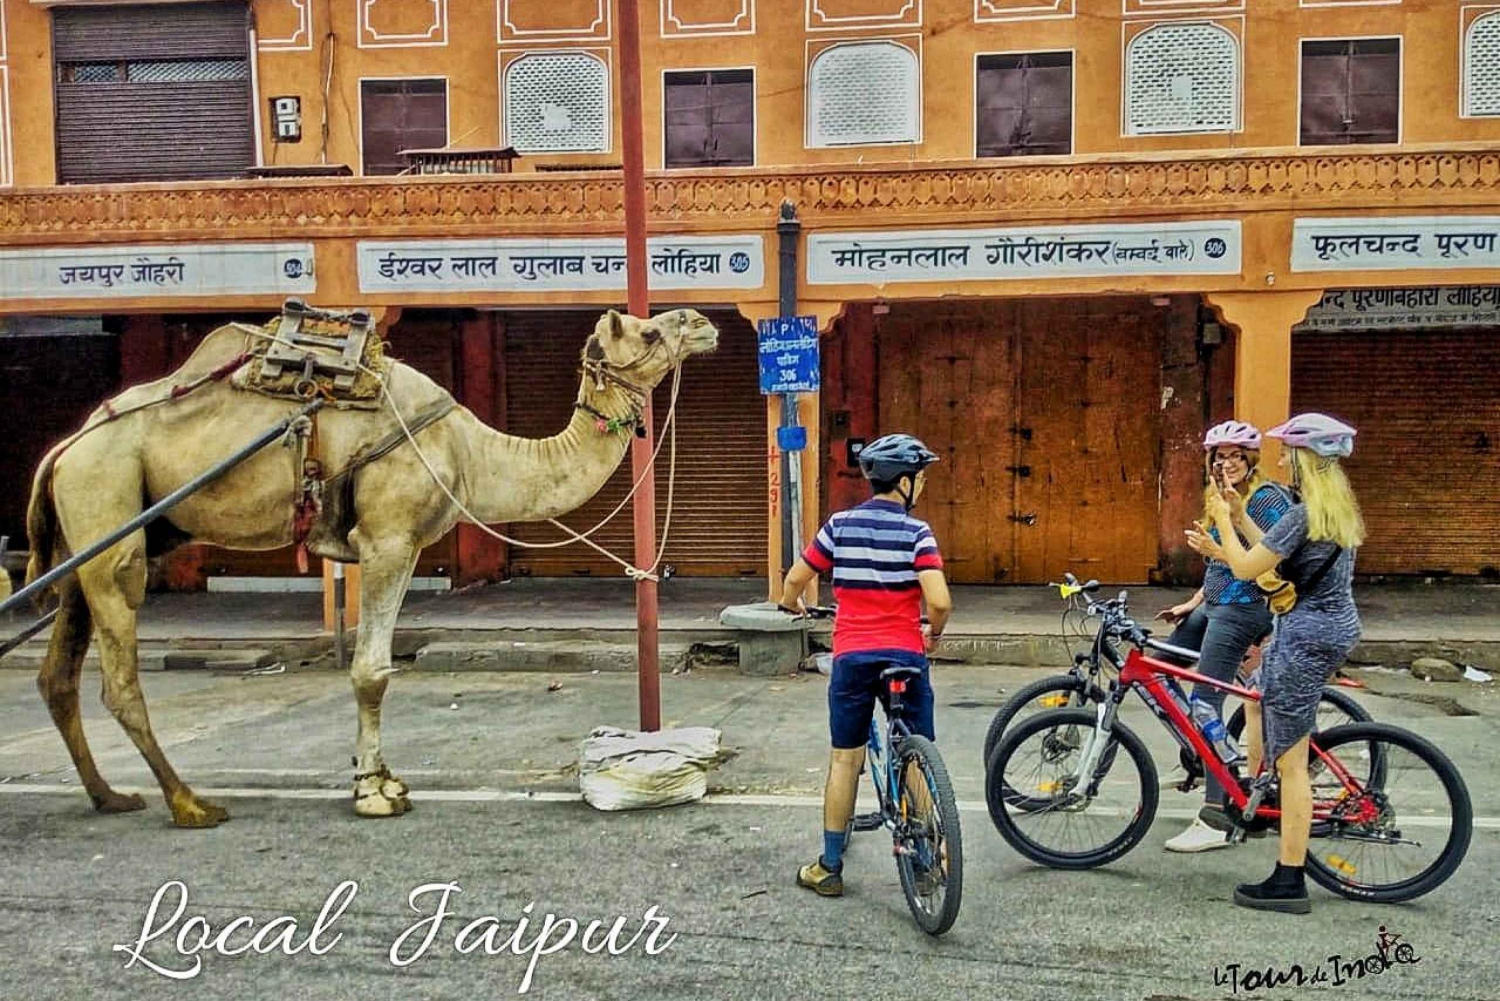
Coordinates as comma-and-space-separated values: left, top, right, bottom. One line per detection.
822, 829, 846, 872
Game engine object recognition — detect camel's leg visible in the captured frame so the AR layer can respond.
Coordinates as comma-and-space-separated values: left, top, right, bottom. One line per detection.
35, 580, 146, 814
349, 535, 419, 818
78, 539, 228, 829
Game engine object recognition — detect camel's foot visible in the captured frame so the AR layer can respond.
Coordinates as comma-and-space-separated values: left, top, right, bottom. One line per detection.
169, 792, 231, 829
91, 790, 148, 815
354, 768, 412, 818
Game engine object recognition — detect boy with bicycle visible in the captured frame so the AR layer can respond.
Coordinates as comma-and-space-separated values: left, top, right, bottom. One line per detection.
776, 433, 953, 897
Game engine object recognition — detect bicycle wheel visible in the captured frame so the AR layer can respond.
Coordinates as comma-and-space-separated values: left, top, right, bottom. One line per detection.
893, 735, 963, 936
1303, 722, 1472, 904
981, 673, 1090, 766
985, 708, 1159, 870
1226, 685, 1369, 744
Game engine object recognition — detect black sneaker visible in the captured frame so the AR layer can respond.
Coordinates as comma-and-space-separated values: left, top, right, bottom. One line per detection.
1233, 864, 1310, 914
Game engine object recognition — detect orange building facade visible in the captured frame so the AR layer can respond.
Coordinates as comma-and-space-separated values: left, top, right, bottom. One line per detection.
1, 0, 1497, 592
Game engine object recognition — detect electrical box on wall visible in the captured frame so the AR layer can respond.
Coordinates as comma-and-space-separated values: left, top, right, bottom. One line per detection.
271, 97, 302, 142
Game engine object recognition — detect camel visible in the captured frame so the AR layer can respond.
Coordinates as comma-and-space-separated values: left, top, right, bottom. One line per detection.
24, 307, 719, 827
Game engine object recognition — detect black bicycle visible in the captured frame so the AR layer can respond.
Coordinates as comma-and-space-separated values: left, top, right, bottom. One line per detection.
980, 575, 1371, 801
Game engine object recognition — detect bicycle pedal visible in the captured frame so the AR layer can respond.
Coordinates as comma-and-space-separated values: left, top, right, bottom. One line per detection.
850, 811, 884, 832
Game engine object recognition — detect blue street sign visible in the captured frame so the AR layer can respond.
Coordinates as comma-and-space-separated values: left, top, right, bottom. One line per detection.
777, 425, 808, 452
756, 316, 820, 395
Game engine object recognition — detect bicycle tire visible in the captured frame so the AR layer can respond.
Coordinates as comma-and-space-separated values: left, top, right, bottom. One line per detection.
981, 673, 1090, 767
893, 735, 963, 936
985, 708, 1159, 870
1226, 685, 1370, 744
1303, 722, 1472, 904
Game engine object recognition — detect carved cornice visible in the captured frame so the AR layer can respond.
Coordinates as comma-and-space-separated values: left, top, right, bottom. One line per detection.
5, 148, 1500, 246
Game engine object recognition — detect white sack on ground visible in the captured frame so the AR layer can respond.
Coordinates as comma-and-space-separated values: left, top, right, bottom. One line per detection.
579, 726, 731, 812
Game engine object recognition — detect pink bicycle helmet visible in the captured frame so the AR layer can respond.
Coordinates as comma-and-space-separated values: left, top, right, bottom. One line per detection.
1203, 420, 1262, 451
1266, 412, 1356, 458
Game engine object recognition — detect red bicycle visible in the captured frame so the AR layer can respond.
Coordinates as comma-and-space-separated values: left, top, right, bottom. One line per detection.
984, 579, 1472, 903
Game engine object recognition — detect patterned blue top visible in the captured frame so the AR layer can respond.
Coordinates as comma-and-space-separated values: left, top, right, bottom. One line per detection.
1202, 483, 1294, 605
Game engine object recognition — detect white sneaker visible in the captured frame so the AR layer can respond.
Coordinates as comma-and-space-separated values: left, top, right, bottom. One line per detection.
1164, 817, 1234, 853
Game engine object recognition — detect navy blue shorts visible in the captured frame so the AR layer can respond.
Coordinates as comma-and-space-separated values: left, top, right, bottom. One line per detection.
827, 649, 935, 749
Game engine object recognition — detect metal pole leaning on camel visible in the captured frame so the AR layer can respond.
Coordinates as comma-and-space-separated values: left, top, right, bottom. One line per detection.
0, 397, 325, 625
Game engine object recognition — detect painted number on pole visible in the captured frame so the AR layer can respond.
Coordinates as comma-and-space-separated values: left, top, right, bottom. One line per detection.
757, 316, 820, 395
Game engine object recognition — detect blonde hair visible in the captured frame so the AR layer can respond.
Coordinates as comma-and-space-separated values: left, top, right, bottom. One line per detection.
1201, 447, 1270, 524
1289, 447, 1366, 548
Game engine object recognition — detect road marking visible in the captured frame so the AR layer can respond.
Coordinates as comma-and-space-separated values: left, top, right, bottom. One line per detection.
1, 783, 1496, 829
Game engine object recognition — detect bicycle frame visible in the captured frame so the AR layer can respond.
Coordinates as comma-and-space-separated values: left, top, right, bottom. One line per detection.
868, 681, 916, 819
1071, 646, 1371, 828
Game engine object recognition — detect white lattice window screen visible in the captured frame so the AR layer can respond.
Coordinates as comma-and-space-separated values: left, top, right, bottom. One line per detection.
504, 53, 609, 153
1125, 23, 1239, 135
1465, 13, 1500, 116
808, 42, 919, 146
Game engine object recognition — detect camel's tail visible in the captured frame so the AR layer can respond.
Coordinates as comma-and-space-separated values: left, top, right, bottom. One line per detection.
24, 443, 68, 602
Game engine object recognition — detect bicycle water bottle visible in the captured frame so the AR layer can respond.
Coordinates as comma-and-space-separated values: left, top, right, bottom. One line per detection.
1190, 695, 1243, 764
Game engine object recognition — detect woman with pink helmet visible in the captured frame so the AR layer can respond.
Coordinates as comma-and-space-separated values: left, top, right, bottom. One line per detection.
1187, 412, 1365, 914
1155, 419, 1294, 853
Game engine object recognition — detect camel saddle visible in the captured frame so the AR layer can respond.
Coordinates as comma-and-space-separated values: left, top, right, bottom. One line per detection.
231, 299, 389, 408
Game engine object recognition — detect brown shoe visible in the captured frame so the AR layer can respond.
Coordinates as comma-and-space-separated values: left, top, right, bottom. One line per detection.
796, 858, 844, 897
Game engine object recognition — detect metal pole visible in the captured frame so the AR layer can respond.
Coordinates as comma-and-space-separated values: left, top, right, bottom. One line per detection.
617, 0, 660, 732
0, 608, 58, 660
776, 202, 803, 568
332, 560, 347, 671
0, 398, 324, 617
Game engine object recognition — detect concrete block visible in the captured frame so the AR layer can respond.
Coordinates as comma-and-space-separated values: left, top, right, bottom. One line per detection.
738, 632, 803, 677
719, 602, 806, 632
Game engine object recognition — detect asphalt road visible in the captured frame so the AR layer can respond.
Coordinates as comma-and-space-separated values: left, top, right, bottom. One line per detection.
1, 664, 1496, 1001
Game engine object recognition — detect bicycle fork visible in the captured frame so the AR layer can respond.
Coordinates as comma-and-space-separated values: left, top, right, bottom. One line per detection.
1065, 700, 1117, 803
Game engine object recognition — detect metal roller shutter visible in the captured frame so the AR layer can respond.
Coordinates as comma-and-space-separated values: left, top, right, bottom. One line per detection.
52, 3, 255, 183
1291, 329, 1500, 576
503, 309, 767, 578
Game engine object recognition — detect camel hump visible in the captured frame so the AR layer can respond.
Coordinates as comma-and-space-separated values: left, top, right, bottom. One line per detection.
93, 322, 265, 417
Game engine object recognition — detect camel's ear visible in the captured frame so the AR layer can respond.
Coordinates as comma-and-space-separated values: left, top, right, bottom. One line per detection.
604, 309, 626, 340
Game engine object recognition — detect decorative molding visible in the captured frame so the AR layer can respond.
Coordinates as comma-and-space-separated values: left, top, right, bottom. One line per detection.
500, 0, 611, 45
0, 0, 7, 63
1299, 0, 1400, 7
975, 0, 1074, 23
357, 0, 448, 49
807, 0, 921, 32
1123, 0, 1242, 17
258, 0, 315, 52
7, 150, 1500, 244
662, 0, 755, 37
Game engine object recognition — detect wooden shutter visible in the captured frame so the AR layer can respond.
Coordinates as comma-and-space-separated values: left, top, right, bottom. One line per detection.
503, 309, 767, 578
52, 2, 254, 183
1292, 329, 1500, 576
976, 54, 1071, 157
1300, 40, 1400, 145
664, 70, 753, 168
360, 79, 448, 176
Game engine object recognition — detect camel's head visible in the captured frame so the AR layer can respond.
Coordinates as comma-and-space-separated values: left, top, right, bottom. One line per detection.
584, 308, 719, 390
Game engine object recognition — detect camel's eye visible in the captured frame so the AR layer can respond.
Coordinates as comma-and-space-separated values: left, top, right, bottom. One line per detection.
642, 328, 661, 345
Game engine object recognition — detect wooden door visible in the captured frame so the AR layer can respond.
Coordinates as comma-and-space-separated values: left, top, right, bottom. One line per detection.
876, 302, 1019, 583
1013, 299, 1162, 584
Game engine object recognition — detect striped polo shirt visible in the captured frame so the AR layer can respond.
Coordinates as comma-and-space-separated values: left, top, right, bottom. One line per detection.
802, 499, 945, 657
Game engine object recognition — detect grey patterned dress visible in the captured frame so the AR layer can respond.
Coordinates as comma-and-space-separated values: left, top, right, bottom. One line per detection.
1253, 503, 1361, 766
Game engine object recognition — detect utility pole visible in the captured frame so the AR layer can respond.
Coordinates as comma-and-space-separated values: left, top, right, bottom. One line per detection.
617, 0, 660, 731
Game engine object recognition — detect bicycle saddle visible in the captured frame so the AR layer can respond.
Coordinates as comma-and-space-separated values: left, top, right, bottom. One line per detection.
880, 666, 923, 682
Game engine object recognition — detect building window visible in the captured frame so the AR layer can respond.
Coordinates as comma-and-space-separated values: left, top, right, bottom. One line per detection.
51, 1, 255, 184
664, 70, 754, 168
1463, 13, 1500, 117
807, 41, 920, 147
360, 79, 447, 176
1124, 23, 1239, 135
976, 53, 1072, 157
1300, 39, 1400, 145
504, 53, 610, 154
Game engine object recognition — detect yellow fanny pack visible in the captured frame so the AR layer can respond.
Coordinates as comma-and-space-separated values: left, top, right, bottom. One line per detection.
1256, 544, 1343, 616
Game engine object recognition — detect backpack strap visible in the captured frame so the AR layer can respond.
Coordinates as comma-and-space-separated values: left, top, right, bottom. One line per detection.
1298, 545, 1344, 595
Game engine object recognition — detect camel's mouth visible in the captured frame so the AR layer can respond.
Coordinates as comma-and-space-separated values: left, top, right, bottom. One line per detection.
682, 322, 719, 356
